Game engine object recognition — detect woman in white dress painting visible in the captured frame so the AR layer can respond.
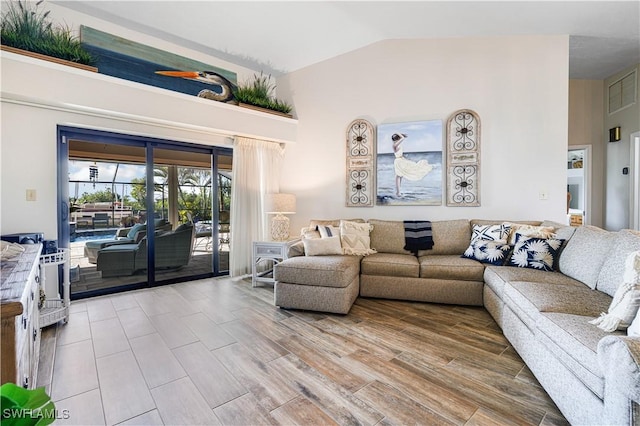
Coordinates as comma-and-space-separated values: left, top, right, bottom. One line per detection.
392, 133, 433, 197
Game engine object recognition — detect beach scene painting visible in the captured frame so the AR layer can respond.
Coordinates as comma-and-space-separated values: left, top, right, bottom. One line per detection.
376, 120, 443, 206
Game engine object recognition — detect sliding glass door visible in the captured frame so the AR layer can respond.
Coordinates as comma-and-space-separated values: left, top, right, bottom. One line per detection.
58, 126, 231, 299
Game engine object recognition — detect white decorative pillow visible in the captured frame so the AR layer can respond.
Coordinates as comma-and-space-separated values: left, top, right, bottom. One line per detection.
470, 223, 511, 244
300, 226, 320, 239
339, 220, 377, 256
506, 223, 556, 244
318, 225, 340, 238
628, 310, 640, 337
590, 250, 640, 332
303, 236, 343, 256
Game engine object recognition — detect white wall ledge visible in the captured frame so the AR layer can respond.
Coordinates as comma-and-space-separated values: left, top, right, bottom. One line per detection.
1, 50, 297, 144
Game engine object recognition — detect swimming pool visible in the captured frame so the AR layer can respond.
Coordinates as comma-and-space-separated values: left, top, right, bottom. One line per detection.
71, 231, 116, 243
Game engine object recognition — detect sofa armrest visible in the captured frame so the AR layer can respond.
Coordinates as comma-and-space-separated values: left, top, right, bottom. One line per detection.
287, 240, 305, 258
598, 335, 640, 403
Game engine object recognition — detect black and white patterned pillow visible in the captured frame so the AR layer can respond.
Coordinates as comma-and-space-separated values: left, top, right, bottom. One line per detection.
508, 235, 564, 271
462, 240, 512, 266
471, 223, 511, 244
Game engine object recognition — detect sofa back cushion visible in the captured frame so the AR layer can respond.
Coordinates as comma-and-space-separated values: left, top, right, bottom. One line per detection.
596, 229, 640, 297
308, 218, 365, 228
419, 219, 471, 256
368, 219, 470, 255
368, 219, 410, 255
541, 220, 577, 241
470, 219, 542, 227
559, 225, 616, 289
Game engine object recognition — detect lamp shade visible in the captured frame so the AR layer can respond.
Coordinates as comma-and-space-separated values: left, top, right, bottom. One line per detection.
265, 193, 296, 214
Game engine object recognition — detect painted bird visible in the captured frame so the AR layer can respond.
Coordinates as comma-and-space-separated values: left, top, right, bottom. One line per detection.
155, 70, 237, 103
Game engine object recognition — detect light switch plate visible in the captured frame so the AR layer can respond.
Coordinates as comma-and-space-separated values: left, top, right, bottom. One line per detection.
26, 189, 36, 201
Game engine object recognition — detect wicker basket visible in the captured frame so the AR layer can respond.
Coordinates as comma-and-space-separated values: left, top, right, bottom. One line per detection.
39, 248, 70, 327
40, 298, 69, 327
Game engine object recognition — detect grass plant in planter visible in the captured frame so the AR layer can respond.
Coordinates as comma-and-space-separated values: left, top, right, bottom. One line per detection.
1, 0, 95, 69
233, 73, 293, 117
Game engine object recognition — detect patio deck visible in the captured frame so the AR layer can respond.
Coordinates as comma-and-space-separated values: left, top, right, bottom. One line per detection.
69, 236, 228, 294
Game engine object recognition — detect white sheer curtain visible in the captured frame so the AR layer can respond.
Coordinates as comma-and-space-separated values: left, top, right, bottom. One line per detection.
229, 137, 285, 276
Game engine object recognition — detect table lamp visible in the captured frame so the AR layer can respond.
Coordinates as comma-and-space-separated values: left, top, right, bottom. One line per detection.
265, 193, 296, 241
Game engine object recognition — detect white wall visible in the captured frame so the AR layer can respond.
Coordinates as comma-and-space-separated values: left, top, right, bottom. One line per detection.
278, 36, 570, 232
604, 64, 640, 231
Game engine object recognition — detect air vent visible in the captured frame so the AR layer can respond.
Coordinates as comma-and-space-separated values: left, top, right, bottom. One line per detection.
609, 70, 637, 114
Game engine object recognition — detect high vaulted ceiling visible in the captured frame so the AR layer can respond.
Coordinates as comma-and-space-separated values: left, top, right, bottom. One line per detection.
57, 1, 640, 80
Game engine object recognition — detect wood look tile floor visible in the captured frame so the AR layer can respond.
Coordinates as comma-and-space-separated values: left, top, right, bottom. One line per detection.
38, 277, 569, 426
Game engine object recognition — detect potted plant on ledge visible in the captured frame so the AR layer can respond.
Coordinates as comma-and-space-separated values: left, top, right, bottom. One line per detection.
1, 0, 96, 72
233, 72, 293, 118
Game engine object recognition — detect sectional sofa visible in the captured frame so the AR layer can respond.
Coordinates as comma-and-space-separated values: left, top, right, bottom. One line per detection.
273, 218, 640, 425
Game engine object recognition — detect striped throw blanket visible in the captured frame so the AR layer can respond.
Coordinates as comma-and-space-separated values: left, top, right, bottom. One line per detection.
403, 220, 434, 255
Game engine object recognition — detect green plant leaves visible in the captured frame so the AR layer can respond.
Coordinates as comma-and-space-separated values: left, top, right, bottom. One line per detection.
0, 0, 95, 65
233, 72, 292, 114
0, 383, 56, 426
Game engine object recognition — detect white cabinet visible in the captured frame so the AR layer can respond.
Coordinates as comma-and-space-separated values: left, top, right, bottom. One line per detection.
1, 244, 42, 388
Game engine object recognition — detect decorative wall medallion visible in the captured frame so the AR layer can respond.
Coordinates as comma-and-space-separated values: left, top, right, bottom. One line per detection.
446, 109, 481, 206
346, 119, 376, 207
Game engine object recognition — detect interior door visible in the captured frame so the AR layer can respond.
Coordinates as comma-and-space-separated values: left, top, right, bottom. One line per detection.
567, 146, 591, 226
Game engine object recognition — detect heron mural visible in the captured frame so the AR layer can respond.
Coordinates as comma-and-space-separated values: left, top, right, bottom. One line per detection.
80, 26, 238, 104
154, 71, 237, 103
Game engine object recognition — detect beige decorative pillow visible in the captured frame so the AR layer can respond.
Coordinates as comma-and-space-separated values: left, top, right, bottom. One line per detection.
300, 226, 321, 239
340, 220, 376, 256
303, 236, 343, 256
506, 223, 556, 244
590, 250, 640, 332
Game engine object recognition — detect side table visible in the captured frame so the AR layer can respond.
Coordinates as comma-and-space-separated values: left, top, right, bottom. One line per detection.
252, 240, 299, 287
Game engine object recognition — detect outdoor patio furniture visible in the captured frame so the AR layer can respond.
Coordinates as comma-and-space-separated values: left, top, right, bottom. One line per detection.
96, 223, 194, 277
84, 219, 172, 263
92, 213, 110, 228
76, 215, 92, 229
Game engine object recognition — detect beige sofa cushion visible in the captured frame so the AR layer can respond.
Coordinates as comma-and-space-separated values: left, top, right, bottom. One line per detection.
274, 255, 360, 288
419, 219, 471, 256
470, 219, 542, 227
596, 229, 640, 297
559, 226, 616, 289
360, 253, 419, 278
368, 219, 410, 255
537, 312, 618, 399
369, 219, 471, 256
503, 281, 612, 330
541, 220, 577, 241
484, 265, 584, 299
419, 255, 484, 281
308, 218, 365, 228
